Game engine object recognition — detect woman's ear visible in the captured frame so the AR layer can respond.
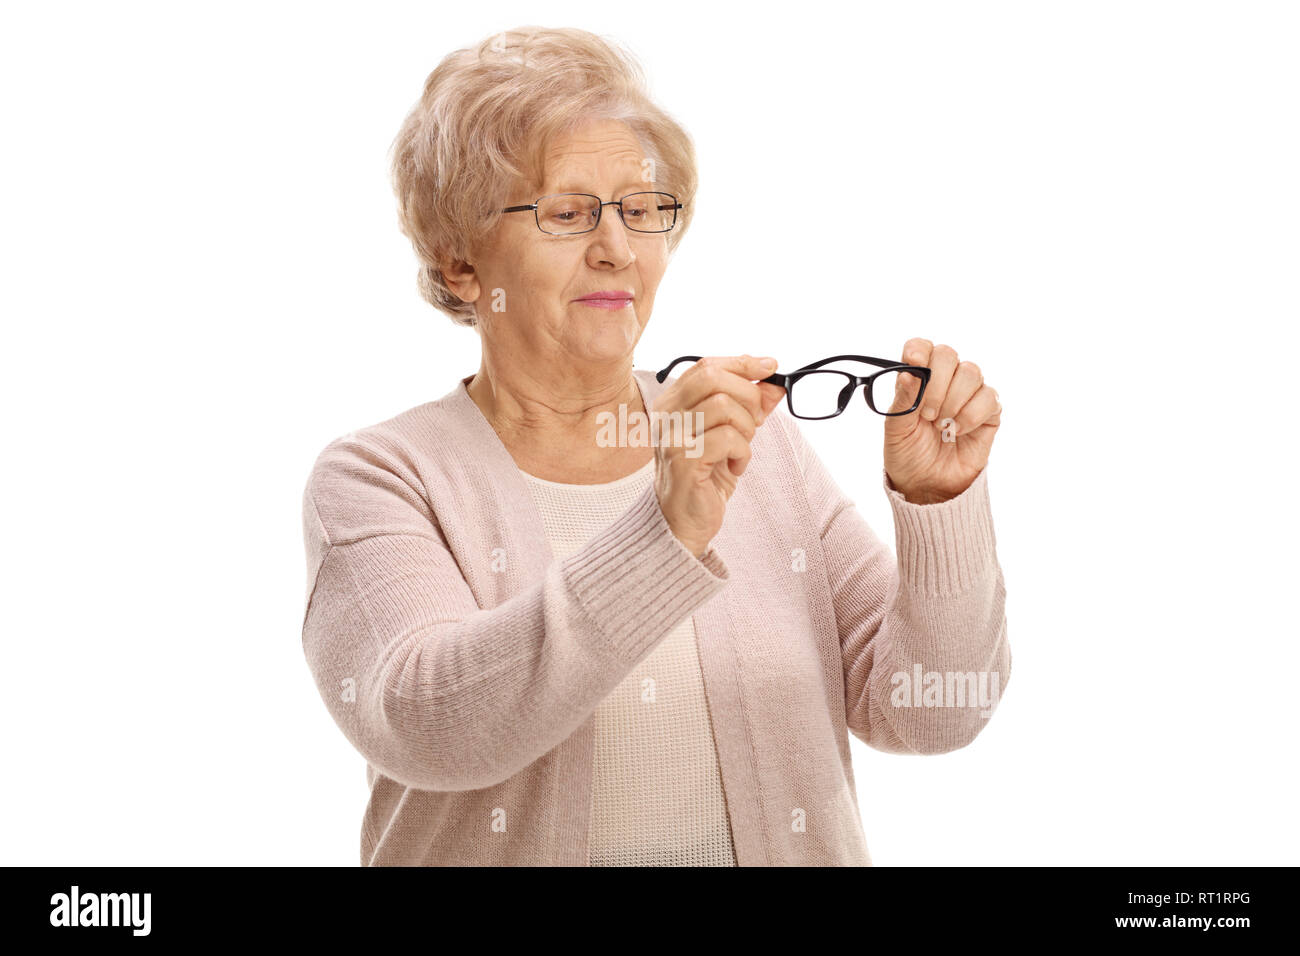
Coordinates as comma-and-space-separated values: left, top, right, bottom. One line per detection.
438, 255, 480, 304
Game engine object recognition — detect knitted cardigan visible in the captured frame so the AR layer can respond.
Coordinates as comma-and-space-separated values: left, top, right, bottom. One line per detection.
300, 368, 1011, 865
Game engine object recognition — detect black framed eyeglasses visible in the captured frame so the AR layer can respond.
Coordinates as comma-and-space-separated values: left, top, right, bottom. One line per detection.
501, 192, 683, 235
655, 354, 932, 419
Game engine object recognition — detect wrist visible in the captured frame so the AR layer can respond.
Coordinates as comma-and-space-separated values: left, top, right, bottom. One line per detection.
898, 487, 952, 505
886, 471, 953, 506
668, 528, 708, 560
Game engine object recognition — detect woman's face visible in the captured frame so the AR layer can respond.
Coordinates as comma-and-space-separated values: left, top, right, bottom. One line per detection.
458, 118, 671, 369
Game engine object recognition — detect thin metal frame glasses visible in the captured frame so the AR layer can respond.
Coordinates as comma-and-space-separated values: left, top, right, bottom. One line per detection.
501, 192, 683, 235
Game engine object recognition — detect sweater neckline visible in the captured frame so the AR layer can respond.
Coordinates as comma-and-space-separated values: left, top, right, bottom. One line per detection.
520, 455, 655, 490
449, 368, 660, 486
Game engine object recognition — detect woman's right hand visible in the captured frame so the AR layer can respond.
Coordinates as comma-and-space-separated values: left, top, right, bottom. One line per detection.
650, 355, 786, 558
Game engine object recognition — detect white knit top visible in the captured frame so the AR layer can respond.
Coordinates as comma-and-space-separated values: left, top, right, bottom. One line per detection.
520, 458, 738, 866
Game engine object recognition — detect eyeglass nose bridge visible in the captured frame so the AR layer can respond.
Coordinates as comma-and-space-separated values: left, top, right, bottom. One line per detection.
839, 380, 859, 412
591, 198, 625, 231
829, 376, 877, 415
588, 196, 674, 234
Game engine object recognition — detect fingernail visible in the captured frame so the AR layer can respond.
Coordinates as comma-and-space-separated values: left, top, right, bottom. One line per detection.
761, 358, 777, 371
922, 406, 937, 421
940, 417, 957, 442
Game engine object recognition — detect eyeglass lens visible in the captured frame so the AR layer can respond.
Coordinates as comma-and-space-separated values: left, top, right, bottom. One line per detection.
788, 368, 921, 418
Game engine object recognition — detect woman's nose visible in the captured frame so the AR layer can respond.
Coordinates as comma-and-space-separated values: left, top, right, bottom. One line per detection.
588, 206, 636, 262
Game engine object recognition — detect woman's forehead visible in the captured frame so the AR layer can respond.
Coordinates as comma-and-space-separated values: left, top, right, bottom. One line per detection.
536, 124, 648, 187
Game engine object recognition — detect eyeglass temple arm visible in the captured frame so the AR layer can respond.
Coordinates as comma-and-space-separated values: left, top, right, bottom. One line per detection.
655, 356, 702, 382
655, 355, 788, 386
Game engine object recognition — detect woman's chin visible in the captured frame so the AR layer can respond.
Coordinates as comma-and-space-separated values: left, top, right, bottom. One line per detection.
570, 311, 643, 357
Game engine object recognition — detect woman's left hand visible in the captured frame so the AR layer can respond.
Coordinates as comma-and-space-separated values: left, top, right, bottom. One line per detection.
883, 338, 1001, 505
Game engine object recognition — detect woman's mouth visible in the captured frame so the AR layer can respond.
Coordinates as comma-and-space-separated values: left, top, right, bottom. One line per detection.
574, 291, 634, 310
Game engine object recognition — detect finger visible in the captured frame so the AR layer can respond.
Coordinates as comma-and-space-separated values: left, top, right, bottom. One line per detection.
917, 343, 958, 422
937, 360, 983, 426
685, 353, 779, 384
653, 403, 751, 459
686, 392, 759, 443
901, 337, 933, 372
687, 423, 751, 474
726, 432, 754, 476
884, 363, 925, 414
896, 338, 932, 420
957, 407, 1001, 457
756, 381, 785, 422
951, 382, 999, 437
671, 355, 775, 422
886, 337, 933, 424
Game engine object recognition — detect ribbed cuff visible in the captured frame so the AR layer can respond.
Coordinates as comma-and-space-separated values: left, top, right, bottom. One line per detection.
561, 482, 729, 661
883, 464, 997, 597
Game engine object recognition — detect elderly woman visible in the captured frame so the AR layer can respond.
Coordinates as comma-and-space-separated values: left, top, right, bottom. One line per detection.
300, 26, 1010, 867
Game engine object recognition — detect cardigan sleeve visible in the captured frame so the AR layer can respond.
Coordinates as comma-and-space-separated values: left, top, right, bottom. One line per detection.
300, 432, 729, 792
773, 412, 1011, 755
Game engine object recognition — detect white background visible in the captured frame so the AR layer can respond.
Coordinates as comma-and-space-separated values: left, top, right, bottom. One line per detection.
2, 0, 1296, 865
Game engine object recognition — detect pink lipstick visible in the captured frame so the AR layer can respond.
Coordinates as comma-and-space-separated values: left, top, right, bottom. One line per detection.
574, 291, 634, 310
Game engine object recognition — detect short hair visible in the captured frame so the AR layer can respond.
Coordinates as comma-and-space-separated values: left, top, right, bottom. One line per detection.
389, 26, 699, 328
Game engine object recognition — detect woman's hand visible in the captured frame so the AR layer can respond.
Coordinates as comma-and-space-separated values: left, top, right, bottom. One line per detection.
883, 338, 1002, 505
651, 355, 786, 558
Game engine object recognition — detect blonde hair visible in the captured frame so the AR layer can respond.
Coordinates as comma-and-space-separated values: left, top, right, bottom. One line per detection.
389, 26, 699, 327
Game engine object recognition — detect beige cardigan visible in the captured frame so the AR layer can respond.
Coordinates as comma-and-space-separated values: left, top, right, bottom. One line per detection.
300, 369, 1011, 865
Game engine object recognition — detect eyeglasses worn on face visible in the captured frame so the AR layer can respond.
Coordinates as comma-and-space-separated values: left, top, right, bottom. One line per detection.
655, 354, 932, 420
501, 192, 683, 235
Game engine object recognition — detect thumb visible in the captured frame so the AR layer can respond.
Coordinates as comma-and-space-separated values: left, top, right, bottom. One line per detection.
889, 366, 920, 411
757, 382, 785, 419
881, 368, 923, 430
